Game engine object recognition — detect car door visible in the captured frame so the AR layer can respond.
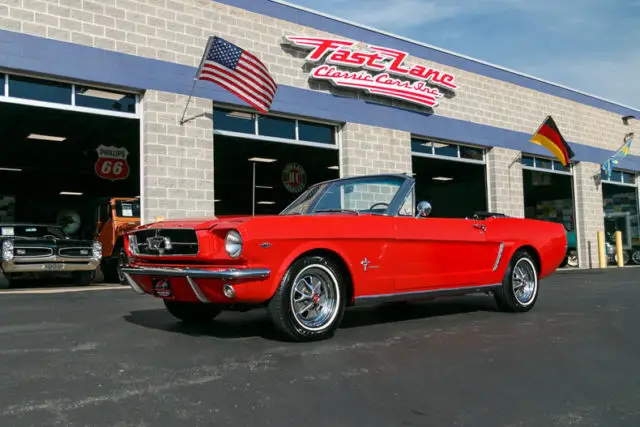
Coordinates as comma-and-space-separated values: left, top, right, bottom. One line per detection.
392, 216, 501, 290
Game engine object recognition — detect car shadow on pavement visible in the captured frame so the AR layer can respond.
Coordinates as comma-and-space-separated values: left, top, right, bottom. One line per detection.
123, 294, 499, 342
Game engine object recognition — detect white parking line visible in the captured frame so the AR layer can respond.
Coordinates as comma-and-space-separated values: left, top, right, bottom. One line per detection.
0, 285, 130, 295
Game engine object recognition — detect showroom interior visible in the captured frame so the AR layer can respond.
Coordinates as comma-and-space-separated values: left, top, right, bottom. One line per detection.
212, 107, 340, 215
410, 137, 488, 219
0, 72, 141, 254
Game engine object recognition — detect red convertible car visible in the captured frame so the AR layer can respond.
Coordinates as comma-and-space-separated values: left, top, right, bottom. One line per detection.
122, 173, 567, 342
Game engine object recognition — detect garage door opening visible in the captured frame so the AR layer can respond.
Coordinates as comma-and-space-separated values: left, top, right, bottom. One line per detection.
0, 102, 140, 238
521, 155, 577, 268
213, 108, 340, 215
601, 169, 640, 266
411, 138, 487, 218
0, 73, 140, 286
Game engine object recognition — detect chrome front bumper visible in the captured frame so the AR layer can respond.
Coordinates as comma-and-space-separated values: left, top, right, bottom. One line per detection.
1, 258, 100, 274
121, 266, 271, 297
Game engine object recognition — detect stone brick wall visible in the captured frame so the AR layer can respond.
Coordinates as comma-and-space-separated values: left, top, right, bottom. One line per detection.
573, 162, 605, 268
1, 0, 636, 152
142, 90, 215, 222
340, 123, 411, 177
486, 147, 525, 218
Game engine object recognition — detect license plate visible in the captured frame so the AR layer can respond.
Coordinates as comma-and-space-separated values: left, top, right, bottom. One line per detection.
44, 264, 64, 271
152, 278, 173, 298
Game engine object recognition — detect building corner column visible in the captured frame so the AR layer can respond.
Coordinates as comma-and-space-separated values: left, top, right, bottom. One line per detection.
141, 90, 215, 223
486, 147, 524, 217
573, 161, 605, 269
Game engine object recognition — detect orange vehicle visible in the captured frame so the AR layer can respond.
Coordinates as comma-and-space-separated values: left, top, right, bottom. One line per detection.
95, 197, 140, 283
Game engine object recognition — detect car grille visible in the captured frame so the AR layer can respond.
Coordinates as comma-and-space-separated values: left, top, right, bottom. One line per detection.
14, 247, 53, 258
59, 247, 92, 257
131, 228, 199, 256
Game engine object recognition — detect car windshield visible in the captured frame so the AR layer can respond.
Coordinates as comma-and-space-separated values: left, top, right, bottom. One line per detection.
281, 175, 408, 215
0, 225, 67, 239
115, 199, 140, 218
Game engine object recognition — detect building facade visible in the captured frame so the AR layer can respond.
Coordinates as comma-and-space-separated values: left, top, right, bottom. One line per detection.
0, 0, 639, 269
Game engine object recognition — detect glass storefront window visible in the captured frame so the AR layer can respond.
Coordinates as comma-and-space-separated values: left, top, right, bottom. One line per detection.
74, 86, 137, 113
213, 109, 255, 133
257, 115, 296, 139
298, 121, 335, 144
552, 160, 571, 172
536, 158, 552, 170
433, 142, 458, 157
459, 146, 484, 161
602, 182, 640, 265
521, 155, 535, 167
8, 75, 72, 105
622, 171, 636, 185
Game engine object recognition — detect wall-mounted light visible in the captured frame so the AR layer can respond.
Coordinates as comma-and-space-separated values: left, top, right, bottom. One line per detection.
622, 115, 635, 125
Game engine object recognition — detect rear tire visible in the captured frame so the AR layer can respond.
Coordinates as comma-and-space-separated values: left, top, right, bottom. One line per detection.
164, 300, 222, 324
494, 249, 539, 313
267, 255, 346, 342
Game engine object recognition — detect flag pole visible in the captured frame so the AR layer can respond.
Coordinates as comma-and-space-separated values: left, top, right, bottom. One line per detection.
179, 36, 214, 125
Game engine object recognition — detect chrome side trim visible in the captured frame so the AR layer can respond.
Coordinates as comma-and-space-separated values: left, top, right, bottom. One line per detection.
123, 272, 145, 294
493, 243, 504, 271
186, 277, 210, 303
354, 283, 502, 305
121, 266, 271, 280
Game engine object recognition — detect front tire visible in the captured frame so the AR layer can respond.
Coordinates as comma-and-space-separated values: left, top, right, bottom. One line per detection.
267, 255, 346, 342
164, 300, 222, 324
494, 249, 539, 312
72, 271, 94, 286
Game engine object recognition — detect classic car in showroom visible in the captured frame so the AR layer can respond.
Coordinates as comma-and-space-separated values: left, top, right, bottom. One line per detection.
0, 223, 102, 287
121, 173, 567, 342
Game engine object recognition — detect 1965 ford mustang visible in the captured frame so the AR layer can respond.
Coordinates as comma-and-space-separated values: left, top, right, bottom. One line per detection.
122, 173, 567, 342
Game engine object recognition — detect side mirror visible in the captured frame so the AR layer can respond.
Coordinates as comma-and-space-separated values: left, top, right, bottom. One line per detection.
416, 201, 432, 218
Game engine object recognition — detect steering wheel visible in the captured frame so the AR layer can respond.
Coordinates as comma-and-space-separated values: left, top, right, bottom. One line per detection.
369, 202, 389, 210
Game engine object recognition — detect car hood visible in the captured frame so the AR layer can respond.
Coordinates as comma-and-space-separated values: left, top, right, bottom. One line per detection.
136, 215, 281, 231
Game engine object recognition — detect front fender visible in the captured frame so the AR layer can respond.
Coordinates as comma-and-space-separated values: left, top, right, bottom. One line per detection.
271, 240, 357, 295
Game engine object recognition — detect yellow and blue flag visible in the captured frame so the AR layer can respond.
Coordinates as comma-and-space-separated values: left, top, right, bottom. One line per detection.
602, 133, 633, 178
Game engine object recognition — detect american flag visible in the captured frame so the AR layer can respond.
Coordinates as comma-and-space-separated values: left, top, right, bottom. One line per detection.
198, 36, 277, 114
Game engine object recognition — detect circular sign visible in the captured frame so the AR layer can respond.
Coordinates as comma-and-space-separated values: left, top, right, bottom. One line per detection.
282, 163, 307, 193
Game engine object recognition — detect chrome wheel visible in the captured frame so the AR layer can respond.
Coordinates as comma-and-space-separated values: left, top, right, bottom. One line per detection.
632, 250, 640, 265
289, 264, 340, 332
512, 258, 537, 306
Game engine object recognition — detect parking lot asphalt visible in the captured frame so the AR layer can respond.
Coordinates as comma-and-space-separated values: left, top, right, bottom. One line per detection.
0, 267, 638, 427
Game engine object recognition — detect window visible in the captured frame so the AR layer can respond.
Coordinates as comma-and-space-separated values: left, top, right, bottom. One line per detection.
411, 137, 486, 163
257, 115, 296, 139
2, 73, 139, 117
521, 155, 572, 174
298, 121, 335, 145
601, 169, 638, 186
8, 75, 72, 105
213, 108, 337, 146
75, 86, 137, 113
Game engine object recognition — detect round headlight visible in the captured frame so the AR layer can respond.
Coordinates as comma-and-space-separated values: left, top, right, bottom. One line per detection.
2, 240, 14, 262
92, 241, 103, 261
225, 230, 242, 258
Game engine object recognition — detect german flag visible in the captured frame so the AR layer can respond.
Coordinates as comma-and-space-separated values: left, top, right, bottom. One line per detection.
529, 116, 575, 166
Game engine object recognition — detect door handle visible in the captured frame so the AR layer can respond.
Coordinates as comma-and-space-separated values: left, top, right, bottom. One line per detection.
473, 223, 486, 232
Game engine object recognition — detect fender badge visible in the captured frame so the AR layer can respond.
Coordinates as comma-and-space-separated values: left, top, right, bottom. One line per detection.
260, 242, 272, 248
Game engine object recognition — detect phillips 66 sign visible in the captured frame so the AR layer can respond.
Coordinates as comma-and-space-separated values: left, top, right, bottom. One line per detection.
95, 145, 130, 181
282, 36, 458, 109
